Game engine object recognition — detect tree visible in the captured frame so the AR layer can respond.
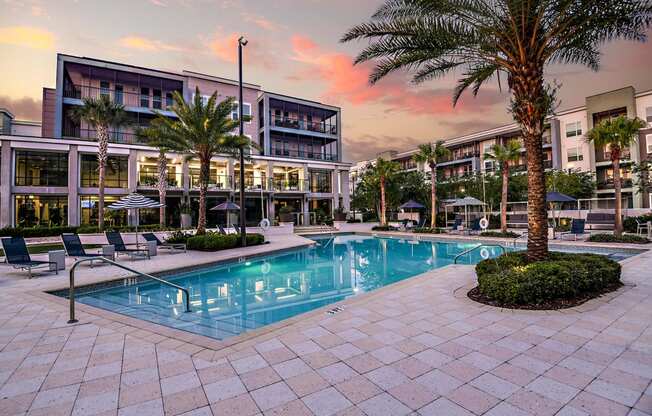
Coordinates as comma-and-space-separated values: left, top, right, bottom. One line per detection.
413, 141, 450, 227
342, 0, 652, 261
546, 169, 595, 200
69, 96, 129, 231
137, 119, 185, 227
374, 158, 400, 225
587, 115, 646, 236
148, 87, 254, 234
484, 140, 522, 232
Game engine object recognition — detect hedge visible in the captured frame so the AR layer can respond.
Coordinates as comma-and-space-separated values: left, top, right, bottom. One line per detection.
587, 233, 649, 244
480, 231, 520, 238
371, 225, 398, 231
413, 227, 445, 234
186, 233, 265, 251
475, 251, 621, 306
0, 224, 177, 238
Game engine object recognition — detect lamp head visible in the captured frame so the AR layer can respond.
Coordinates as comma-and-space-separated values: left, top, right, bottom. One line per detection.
238, 36, 248, 46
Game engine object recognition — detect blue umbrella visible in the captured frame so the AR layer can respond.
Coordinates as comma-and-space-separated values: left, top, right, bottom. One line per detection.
546, 192, 576, 203
210, 201, 241, 231
399, 200, 425, 209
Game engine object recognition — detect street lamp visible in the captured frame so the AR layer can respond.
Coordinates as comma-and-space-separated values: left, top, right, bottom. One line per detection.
238, 35, 248, 247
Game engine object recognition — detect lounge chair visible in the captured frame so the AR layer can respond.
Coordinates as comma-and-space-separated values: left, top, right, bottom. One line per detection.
142, 233, 186, 253
105, 232, 150, 260
560, 219, 588, 241
61, 233, 106, 266
233, 224, 241, 234
507, 214, 528, 228
1, 237, 58, 278
217, 224, 227, 235
469, 219, 482, 235
447, 218, 463, 233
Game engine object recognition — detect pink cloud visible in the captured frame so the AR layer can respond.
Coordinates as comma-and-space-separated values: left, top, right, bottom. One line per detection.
209, 32, 277, 70
289, 35, 507, 116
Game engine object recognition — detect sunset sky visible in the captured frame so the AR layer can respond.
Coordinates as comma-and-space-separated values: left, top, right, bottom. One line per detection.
1, 0, 652, 162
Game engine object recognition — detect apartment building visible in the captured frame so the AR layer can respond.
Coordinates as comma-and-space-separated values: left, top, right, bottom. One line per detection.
352, 86, 652, 209
0, 54, 350, 229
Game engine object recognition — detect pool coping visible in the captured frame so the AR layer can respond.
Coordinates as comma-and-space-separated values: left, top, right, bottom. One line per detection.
28, 232, 646, 355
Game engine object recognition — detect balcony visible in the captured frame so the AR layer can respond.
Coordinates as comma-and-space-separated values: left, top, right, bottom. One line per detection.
271, 179, 309, 192
511, 160, 553, 172
137, 171, 183, 188
63, 84, 178, 112
598, 178, 633, 189
234, 176, 269, 191
598, 149, 631, 163
62, 125, 147, 145
270, 114, 337, 135
190, 174, 231, 190
270, 147, 337, 161
439, 151, 479, 164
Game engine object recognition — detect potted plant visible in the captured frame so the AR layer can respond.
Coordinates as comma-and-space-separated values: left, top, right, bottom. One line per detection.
179, 201, 192, 229
278, 205, 295, 224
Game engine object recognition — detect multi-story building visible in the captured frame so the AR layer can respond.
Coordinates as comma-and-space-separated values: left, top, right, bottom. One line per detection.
353, 86, 652, 209
0, 54, 350, 228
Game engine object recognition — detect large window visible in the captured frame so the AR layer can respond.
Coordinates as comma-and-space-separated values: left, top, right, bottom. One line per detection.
231, 102, 252, 122
80, 154, 128, 188
15, 150, 68, 186
80, 195, 127, 226
309, 170, 331, 193
566, 147, 583, 162
15, 195, 68, 227
565, 121, 582, 138
646, 134, 652, 155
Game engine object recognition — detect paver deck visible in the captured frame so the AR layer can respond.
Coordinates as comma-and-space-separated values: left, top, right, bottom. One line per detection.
0, 234, 650, 416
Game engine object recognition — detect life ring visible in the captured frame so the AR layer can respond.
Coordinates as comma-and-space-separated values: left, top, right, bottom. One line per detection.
479, 217, 489, 230
261, 261, 271, 274
259, 218, 271, 231
480, 247, 490, 259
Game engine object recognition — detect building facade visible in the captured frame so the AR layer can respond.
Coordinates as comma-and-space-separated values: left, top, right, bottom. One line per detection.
352, 86, 652, 210
0, 54, 350, 229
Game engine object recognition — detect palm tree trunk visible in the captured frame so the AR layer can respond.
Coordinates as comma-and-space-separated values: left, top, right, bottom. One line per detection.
613, 157, 623, 237
430, 166, 437, 228
197, 156, 209, 235
380, 177, 386, 226
97, 125, 108, 232
501, 164, 509, 233
157, 150, 167, 228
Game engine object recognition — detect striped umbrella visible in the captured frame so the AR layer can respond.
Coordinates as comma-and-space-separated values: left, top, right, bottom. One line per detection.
108, 193, 164, 245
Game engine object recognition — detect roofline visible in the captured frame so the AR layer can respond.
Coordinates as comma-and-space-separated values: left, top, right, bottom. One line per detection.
58, 53, 186, 81
0, 108, 15, 119
182, 70, 261, 90
262, 91, 340, 111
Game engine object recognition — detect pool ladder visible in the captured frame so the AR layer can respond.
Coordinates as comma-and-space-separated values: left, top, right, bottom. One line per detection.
67, 257, 191, 324
454, 244, 507, 264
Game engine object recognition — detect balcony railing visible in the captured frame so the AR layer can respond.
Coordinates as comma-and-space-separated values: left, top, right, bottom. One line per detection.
234, 177, 268, 191
511, 160, 553, 172
189, 174, 231, 190
440, 151, 479, 163
137, 172, 183, 188
64, 84, 177, 111
270, 147, 337, 161
599, 150, 631, 162
270, 114, 337, 135
272, 179, 309, 192
62, 125, 146, 145
598, 178, 633, 189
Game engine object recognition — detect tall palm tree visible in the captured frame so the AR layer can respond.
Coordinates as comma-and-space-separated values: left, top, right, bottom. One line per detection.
413, 141, 450, 228
374, 158, 400, 226
587, 115, 646, 236
342, 0, 652, 261
69, 96, 129, 231
484, 139, 522, 233
148, 87, 254, 234
137, 119, 185, 227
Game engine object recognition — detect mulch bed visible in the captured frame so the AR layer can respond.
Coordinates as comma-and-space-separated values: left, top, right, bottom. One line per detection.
467, 282, 624, 310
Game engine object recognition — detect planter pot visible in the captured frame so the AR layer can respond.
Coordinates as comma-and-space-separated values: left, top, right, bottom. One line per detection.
180, 213, 192, 229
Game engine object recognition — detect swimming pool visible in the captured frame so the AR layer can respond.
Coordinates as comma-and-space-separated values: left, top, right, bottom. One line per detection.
57, 235, 638, 340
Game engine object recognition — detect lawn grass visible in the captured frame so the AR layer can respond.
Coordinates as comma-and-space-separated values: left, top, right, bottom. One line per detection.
0, 243, 101, 257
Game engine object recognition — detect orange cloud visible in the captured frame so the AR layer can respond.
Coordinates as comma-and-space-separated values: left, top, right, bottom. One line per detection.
0, 26, 54, 50
208, 32, 277, 70
242, 13, 284, 32
289, 35, 506, 116
118, 36, 186, 52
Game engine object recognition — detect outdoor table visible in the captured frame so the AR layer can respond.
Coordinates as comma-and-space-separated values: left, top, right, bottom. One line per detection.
48, 250, 65, 271
102, 245, 115, 261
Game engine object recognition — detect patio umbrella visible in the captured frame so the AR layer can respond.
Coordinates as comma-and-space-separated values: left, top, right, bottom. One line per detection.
210, 201, 241, 230
546, 192, 577, 234
449, 197, 486, 228
399, 200, 425, 222
107, 193, 164, 246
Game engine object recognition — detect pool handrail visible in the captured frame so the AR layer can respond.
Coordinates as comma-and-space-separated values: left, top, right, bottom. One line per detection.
67, 256, 191, 324
454, 244, 507, 264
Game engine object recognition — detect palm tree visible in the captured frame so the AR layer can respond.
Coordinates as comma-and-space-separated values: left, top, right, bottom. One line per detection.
587, 115, 646, 236
69, 96, 129, 231
484, 140, 522, 233
148, 87, 254, 234
413, 141, 450, 228
137, 119, 185, 227
342, 0, 652, 261
374, 158, 400, 225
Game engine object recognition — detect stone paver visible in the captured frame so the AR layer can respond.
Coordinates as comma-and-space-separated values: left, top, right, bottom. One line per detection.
0, 235, 650, 416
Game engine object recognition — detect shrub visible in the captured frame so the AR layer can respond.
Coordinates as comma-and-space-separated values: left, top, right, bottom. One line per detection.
371, 225, 398, 231
186, 232, 265, 251
480, 231, 520, 238
165, 230, 193, 244
624, 213, 652, 233
475, 252, 621, 306
413, 227, 445, 234
0, 224, 177, 238
587, 233, 649, 244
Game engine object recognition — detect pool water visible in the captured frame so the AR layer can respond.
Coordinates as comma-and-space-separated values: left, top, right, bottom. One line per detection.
64, 235, 632, 340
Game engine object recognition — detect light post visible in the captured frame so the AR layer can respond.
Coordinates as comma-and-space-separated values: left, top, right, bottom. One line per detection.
238, 36, 247, 247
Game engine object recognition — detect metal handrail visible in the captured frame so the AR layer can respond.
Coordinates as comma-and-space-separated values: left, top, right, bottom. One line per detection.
67, 257, 191, 324
454, 244, 507, 264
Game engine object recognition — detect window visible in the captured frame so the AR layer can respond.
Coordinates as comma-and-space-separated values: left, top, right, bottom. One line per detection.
565, 121, 582, 137
647, 134, 652, 154
80, 195, 127, 226
645, 106, 652, 123
80, 154, 128, 188
15, 150, 68, 186
15, 195, 68, 227
484, 160, 495, 172
140, 87, 149, 108
482, 142, 493, 154
191, 93, 210, 105
100, 81, 110, 99
309, 170, 331, 193
153, 89, 162, 110
114, 85, 123, 105
231, 102, 252, 122
567, 147, 583, 162
166, 92, 173, 109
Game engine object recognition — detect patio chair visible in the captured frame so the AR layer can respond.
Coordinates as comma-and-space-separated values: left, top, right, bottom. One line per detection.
469, 219, 482, 235
142, 233, 186, 253
217, 224, 227, 235
233, 224, 241, 234
61, 233, 106, 267
0, 237, 58, 278
105, 232, 150, 260
447, 218, 463, 233
635, 219, 650, 235
560, 219, 588, 241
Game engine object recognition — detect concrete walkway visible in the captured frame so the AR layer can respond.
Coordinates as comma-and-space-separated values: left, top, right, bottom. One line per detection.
0, 236, 650, 416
